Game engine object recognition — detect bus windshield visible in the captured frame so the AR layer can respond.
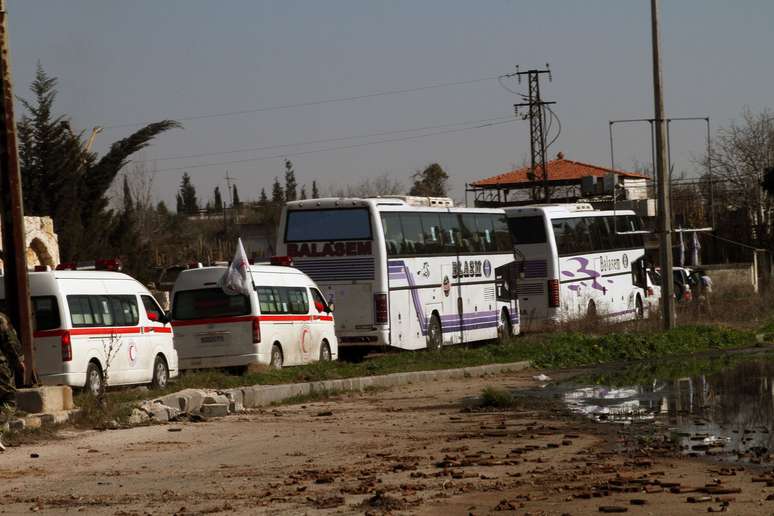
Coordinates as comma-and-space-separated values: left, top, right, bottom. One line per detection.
172, 288, 251, 321
286, 208, 372, 242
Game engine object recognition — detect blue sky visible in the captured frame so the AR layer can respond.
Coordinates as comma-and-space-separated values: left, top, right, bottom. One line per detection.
8, 1, 773, 207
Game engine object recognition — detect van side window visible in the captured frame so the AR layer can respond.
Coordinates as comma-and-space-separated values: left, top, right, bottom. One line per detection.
256, 286, 309, 315
141, 295, 164, 321
310, 288, 328, 313
67, 294, 139, 327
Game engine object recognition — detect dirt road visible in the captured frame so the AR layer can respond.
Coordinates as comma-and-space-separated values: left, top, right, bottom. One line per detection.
2, 370, 774, 515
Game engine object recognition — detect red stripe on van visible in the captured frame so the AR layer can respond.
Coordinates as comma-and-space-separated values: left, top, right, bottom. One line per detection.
171, 315, 257, 327
34, 326, 173, 338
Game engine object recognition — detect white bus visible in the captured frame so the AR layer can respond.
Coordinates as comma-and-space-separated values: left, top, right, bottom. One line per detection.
277, 197, 520, 354
504, 204, 649, 330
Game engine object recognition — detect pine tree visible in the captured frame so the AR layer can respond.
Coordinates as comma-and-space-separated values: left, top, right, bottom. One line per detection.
157, 200, 170, 216
232, 184, 241, 207
17, 64, 179, 260
122, 175, 134, 214
271, 177, 285, 203
300, 185, 307, 200
284, 159, 297, 202
312, 180, 320, 199
259, 187, 268, 205
178, 172, 198, 214
175, 193, 183, 214
213, 186, 223, 211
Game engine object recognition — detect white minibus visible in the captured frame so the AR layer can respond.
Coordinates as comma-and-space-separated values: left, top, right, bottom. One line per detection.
171, 263, 337, 370
504, 204, 649, 330
0, 269, 178, 395
276, 197, 520, 355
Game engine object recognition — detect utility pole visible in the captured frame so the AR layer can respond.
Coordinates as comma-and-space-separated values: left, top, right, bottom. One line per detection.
224, 170, 239, 226
651, 0, 676, 329
508, 65, 556, 203
0, 0, 36, 385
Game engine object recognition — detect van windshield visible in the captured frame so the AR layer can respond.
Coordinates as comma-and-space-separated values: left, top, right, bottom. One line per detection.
285, 208, 372, 242
172, 288, 251, 321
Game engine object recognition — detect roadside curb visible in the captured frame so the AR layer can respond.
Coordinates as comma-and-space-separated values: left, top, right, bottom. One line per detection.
148, 361, 533, 420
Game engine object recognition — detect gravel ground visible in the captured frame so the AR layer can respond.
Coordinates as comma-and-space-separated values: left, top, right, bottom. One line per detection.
2, 369, 774, 515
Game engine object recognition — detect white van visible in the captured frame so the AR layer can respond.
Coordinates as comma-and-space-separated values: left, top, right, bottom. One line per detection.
0, 270, 178, 395
171, 263, 338, 370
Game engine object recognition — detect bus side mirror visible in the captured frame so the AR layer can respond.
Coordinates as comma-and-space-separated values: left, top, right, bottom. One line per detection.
327, 304, 335, 314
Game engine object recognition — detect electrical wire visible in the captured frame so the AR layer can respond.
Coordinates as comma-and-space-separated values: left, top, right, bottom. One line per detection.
150, 118, 518, 173
134, 115, 514, 164
102, 75, 501, 130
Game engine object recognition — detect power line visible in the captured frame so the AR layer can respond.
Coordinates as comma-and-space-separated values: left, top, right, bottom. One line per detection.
102, 75, 501, 130
151, 118, 518, 173
134, 115, 513, 164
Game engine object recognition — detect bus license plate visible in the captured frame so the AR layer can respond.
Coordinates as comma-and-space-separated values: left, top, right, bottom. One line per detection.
200, 335, 225, 344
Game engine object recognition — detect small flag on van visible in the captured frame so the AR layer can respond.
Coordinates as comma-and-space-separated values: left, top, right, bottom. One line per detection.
219, 238, 253, 296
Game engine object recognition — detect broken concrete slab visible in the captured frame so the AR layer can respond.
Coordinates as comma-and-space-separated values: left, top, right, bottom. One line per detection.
200, 402, 229, 418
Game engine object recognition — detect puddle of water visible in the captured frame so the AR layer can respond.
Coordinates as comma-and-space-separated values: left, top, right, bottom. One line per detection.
547, 351, 774, 464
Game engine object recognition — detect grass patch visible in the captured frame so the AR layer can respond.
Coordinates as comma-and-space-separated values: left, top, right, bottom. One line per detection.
84, 323, 759, 412
70, 393, 134, 429
479, 386, 514, 408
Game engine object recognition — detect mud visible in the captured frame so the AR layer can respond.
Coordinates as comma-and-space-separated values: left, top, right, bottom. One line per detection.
2, 357, 774, 514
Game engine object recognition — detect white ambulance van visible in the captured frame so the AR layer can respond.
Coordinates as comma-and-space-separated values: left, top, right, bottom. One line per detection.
170, 261, 338, 370
0, 269, 178, 395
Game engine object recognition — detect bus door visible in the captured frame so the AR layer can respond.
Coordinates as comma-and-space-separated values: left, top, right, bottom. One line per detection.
440, 213, 464, 346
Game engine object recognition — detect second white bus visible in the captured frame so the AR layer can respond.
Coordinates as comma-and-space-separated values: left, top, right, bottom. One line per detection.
277, 197, 520, 354
504, 204, 649, 330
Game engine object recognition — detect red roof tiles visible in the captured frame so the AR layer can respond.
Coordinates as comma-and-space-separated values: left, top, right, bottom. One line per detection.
471, 153, 648, 188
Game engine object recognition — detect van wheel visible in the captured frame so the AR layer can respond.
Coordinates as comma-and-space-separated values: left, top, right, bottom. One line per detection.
497, 308, 512, 342
270, 344, 284, 369
426, 314, 443, 351
319, 341, 332, 362
85, 361, 103, 396
635, 296, 644, 320
151, 355, 169, 390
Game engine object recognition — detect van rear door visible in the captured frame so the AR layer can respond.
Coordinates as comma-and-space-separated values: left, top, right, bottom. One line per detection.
171, 287, 253, 368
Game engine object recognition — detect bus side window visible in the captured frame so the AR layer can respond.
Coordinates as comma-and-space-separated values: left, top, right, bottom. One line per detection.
475, 214, 496, 252
400, 213, 425, 255
589, 217, 612, 251
439, 213, 461, 253
460, 214, 482, 253
492, 214, 512, 252
421, 213, 443, 254
380, 213, 403, 257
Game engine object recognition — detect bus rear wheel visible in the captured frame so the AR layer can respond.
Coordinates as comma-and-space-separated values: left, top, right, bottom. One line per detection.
635, 296, 644, 320
427, 314, 443, 351
319, 341, 332, 362
498, 309, 512, 341
587, 300, 597, 320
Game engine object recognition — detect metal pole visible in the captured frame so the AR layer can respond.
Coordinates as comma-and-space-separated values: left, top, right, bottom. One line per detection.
706, 117, 715, 228
0, 0, 36, 385
651, 0, 676, 328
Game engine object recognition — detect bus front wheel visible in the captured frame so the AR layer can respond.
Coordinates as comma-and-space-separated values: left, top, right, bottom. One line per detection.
427, 314, 443, 351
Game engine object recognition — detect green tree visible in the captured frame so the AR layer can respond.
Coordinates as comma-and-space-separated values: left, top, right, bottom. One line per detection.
178, 173, 198, 214
299, 184, 307, 200
17, 65, 180, 261
271, 177, 285, 203
232, 184, 241, 207
284, 159, 297, 202
312, 180, 320, 199
213, 186, 223, 211
409, 163, 449, 197
259, 187, 268, 205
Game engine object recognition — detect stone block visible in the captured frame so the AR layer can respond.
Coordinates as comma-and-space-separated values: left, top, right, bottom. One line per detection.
240, 387, 256, 408
203, 394, 229, 406
176, 389, 206, 413
200, 402, 229, 418
16, 386, 73, 414
221, 389, 244, 413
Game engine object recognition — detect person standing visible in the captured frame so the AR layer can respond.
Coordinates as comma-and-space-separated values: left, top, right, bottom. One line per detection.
699, 270, 713, 312
0, 312, 24, 451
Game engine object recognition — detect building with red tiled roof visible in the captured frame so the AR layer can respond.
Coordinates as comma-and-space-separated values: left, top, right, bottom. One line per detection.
467, 152, 651, 207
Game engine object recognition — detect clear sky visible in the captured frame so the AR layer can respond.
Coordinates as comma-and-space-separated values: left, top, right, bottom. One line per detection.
7, 1, 773, 207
